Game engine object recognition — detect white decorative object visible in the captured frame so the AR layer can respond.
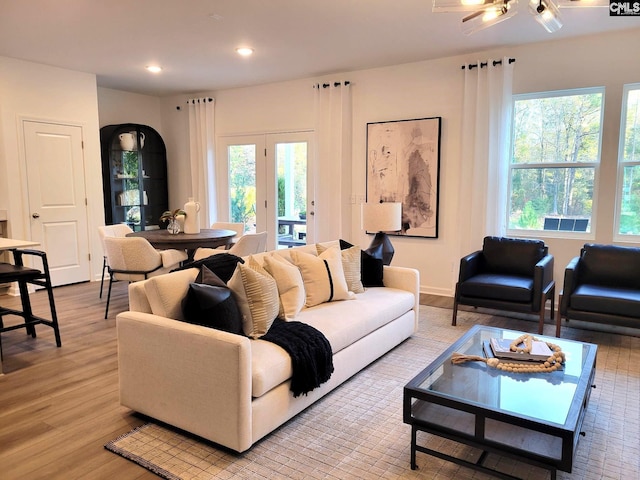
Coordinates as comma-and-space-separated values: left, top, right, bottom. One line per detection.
183, 197, 201, 234
118, 131, 145, 151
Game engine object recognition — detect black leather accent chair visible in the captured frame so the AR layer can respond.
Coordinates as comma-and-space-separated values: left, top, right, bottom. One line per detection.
452, 236, 555, 334
557, 243, 640, 337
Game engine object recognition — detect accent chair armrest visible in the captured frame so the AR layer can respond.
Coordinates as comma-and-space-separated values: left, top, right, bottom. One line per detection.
532, 254, 554, 311
458, 250, 483, 282
559, 256, 580, 314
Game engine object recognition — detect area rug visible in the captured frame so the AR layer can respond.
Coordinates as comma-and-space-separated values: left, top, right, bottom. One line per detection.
105, 306, 640, 480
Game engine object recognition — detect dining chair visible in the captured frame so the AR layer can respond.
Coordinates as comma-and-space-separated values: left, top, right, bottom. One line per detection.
210, 222, 245, 249
0, 249, 61, 359
98, 224, 133, 298
103, 236, 188, 318
193, 231, 267, 261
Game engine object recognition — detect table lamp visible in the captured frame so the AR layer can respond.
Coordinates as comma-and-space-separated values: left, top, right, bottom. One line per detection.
361, 202, 402, 265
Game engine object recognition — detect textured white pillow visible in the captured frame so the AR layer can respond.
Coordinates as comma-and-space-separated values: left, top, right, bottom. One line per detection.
263, 254, 305, 320
317, 243, 364, 294
228, 257, 279, 339
290, 246, 354, 307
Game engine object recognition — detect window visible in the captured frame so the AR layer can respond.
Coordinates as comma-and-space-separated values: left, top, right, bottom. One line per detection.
508, 88, 604, 233
616, 84, 640, 237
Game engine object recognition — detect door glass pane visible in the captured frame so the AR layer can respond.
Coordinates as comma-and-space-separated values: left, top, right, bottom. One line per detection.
276, 142, 307, 248
228, 144, 257, 233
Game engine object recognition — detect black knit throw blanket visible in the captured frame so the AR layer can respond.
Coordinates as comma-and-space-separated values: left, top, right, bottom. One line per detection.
261, 319, 334, 398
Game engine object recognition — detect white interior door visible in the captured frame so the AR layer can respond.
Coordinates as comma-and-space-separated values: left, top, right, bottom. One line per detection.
23, 120, 91, 286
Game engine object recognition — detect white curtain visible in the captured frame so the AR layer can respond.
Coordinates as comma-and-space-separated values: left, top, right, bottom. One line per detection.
313, 81, 352, 242
188, 97, 216, 227
458, 57, 514, 254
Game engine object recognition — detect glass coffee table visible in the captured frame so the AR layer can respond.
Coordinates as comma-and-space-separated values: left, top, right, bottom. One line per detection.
403, 325, 597, 480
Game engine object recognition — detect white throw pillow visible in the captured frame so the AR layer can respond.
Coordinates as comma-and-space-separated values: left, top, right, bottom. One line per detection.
263, 254, 305, 320
228, 257, 279, 339
317, 243, 364, 294
290, 246, 354, 307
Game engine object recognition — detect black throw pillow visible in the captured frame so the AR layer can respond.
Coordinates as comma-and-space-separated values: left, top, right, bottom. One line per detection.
173, 252, 244, 283
362, 243, 384, 287
339, 239, 384, 287
181, 266, 243, 335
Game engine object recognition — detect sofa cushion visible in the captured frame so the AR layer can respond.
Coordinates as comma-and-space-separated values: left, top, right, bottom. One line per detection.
181, 266, 243, 334
249, 286, 414, 397
290, 246, 354, 307
144, 268, 199, 320
262, 254, 305, 320
172, 252, 244, 283
228, 257, 279, 339
571, 284, 640, 318
458, 273, 533, 303
579, 244, 640, 289
482, 236, 545, 277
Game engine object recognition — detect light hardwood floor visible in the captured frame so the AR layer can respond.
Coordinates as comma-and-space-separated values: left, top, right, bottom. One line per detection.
0, 280, 156, 480
0, 282, 455, 479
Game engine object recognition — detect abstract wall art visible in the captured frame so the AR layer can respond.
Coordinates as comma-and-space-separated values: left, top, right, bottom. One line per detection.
366, 116, 442, 238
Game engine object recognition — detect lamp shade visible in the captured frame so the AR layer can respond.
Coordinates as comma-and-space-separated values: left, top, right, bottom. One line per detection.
361, 202, 402, 232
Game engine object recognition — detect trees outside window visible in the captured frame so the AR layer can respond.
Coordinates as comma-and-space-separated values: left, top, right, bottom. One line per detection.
616, 84, 640, 237
508, 88, 604, 232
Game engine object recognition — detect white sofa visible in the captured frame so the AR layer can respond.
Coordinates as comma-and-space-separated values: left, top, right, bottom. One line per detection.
116, 243, 419, 453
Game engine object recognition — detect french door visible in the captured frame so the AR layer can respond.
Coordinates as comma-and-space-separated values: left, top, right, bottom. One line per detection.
217, 132, 313, 251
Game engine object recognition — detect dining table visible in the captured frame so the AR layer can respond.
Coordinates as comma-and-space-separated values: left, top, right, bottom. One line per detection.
126, 228, 237, 260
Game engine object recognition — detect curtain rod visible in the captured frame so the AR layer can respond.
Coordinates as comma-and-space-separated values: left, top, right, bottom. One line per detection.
313, 81, 351, 89
461, 58, 516, 70
176, 97, 214, 110
186, 97, 213, 103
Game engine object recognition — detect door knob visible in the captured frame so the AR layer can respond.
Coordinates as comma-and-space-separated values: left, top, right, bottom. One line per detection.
32, 213, 40, 218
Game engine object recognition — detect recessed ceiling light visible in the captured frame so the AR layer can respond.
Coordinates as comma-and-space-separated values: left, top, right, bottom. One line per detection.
146, 65, 162, 73
235, 47, 254, 57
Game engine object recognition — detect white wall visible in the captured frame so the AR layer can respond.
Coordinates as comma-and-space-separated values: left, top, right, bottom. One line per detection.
106, 28, 640, 298
0, 56, 104, 280
97, 87, 163, 133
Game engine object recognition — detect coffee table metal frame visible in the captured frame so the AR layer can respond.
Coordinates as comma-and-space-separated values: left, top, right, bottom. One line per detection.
403, 325, 597, 480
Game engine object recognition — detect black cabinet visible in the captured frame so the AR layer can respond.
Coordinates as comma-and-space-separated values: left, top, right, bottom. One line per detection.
100, 124, 168, 231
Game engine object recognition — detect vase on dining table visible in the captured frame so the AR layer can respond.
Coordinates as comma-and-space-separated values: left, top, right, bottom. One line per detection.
167, 218, 181, 234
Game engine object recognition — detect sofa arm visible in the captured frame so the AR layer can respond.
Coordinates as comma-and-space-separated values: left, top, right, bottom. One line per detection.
383, 265, 420, 315
116, 311, 253, 452
458, 250, 483, 282
559, 256, 580, 314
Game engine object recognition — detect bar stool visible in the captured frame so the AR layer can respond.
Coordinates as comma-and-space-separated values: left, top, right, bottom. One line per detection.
0, 249, 61, 359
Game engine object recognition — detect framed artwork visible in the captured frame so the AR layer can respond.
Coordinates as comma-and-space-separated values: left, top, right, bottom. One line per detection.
366, 116, 442, 238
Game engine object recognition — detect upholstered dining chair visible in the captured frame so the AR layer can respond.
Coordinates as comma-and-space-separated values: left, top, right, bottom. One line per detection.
193, 231, 267, 261
103, 236, 188, 318
210, 222, 245, 248
98, 224, 133, 298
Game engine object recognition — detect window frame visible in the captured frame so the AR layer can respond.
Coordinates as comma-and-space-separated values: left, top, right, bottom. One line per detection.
614, 82, 640, 242
506, 86, 605, 239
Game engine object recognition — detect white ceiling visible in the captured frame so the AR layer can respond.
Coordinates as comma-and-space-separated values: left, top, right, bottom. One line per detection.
0, 0, 638, 96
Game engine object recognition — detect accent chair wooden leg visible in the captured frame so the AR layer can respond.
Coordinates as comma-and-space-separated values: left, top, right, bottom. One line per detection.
555, 293, 563, 337
452, 301, 458, 326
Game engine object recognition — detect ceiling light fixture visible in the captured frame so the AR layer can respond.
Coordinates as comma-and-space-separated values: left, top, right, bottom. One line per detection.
461, 0, 518, 35
529, 0, 563, 32
433, 0, 602, 34
146, 65, 162, 73
235, 47, 254, 57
